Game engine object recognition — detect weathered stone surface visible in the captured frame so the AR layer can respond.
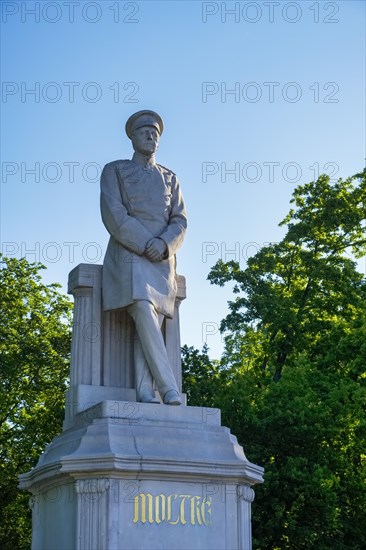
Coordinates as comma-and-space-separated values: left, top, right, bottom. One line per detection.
64, 263, 186, 429
20, 401, 263, 550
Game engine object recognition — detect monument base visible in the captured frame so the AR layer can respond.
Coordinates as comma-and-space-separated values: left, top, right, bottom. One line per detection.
20, 402, 263, 550
62, 384, 188, 430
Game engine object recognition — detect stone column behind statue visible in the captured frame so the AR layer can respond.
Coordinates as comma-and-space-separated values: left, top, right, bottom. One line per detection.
64, 263, 186, 429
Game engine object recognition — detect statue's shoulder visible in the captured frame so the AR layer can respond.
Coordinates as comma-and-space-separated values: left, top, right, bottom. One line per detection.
103, 160, 137, 178
103, 159, 130, 170
157, 164, 177, 178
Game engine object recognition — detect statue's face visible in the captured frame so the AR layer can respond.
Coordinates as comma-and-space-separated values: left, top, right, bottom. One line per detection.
131, 126, 160, 155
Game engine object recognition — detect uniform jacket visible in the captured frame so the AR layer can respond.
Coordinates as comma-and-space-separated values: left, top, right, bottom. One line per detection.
100, 159, 187, 318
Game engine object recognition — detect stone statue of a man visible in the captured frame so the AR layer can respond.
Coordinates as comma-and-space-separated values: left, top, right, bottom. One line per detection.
100, 110, 187, 405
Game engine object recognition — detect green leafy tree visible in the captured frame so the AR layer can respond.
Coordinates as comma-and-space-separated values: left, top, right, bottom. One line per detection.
208, 170, 366, 382
181, 344, 222, 407
226, 323, 366, 550
183, 171, 366, 549
0, 256, 72, 550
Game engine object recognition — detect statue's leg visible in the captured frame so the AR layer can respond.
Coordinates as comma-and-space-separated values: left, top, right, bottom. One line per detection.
133, 335, 158, 402
127, 300, 180, 404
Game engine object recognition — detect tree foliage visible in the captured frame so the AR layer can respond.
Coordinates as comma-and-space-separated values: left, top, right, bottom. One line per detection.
0, 256, 72, 550
182, 344, 221, 407
208, 171, 366, 382
183, 171, 366, 549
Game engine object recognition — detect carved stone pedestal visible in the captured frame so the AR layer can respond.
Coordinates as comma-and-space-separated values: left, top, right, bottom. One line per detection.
19, 264, 264, 549
20, 401, 263, 550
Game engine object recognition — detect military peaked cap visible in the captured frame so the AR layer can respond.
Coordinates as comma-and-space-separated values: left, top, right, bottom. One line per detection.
125, 110, 164, 139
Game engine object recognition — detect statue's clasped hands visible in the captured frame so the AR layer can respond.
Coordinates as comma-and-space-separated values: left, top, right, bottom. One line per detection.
145, 238, 167, 262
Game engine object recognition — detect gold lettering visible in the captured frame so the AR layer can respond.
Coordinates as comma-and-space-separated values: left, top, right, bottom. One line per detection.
133, 493, 153, 524
133, 492, 212, 526
190, 495, 203, 526
155, 494, 166, 524
133, 495, 139, 524
147, 493, 154, 524
178, 495, 190, 525
167, 494, 180, 525
201, 496, 212, 526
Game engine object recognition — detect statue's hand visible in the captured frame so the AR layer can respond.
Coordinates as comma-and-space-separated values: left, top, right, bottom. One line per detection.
145, 238, 167, 262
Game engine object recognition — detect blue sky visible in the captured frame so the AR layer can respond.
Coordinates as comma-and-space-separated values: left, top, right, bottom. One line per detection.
1, 0, 365, 357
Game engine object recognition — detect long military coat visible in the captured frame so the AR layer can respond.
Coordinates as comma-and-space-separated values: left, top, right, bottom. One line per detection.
100, 160, 187, 318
